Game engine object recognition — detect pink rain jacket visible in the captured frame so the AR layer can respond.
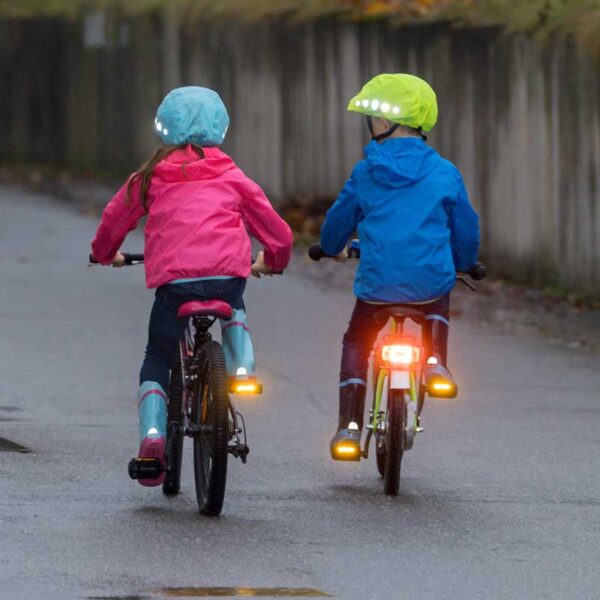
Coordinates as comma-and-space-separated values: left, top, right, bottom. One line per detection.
91, 146, 293, 289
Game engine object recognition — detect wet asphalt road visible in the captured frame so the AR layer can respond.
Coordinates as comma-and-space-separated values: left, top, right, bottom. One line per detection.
1, 185, 599, 600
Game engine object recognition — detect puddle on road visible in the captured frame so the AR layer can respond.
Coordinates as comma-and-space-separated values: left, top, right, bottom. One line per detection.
90, 589, 331, 599
0, 437, 30, 453
89, 597, 146, 600
155, 589, 331, 598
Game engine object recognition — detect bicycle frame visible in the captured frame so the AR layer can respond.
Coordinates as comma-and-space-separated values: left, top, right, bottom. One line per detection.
176, 316, 248, 461
363, 317, 423, 457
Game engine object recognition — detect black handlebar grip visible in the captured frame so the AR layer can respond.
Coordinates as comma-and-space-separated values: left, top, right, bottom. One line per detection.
308, 243, 326, 262
469, 262, 487, 280
88, 253, 144, 265
123, 253, 144, 265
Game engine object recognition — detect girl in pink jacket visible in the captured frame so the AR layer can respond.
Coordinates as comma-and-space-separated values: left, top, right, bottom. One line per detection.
91, 87, 293, 486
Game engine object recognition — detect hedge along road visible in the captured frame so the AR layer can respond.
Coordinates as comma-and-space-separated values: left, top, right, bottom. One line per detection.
0, 184, 599, 600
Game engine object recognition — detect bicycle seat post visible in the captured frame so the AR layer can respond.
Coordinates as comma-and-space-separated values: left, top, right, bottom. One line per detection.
393, 316, 405, 335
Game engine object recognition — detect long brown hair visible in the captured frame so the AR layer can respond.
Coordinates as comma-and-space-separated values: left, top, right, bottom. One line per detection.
127, 143, 205, 211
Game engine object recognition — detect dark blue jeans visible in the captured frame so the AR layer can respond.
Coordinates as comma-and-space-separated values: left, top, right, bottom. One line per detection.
340, 294, 450, 387
140, 278, 246, 391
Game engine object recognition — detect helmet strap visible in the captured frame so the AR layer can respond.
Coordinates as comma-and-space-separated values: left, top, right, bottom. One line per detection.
415, 127, 428, 142
367, 116, 400, 142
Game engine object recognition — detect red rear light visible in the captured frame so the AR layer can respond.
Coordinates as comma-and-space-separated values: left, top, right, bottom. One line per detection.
379, 336, 421, 367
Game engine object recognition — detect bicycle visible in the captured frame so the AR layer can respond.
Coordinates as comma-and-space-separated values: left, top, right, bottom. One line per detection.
89, 252, 261, 516
308, 241, 486, 495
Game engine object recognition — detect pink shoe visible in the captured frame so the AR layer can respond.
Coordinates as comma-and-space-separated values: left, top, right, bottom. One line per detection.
137, 436, 166, 486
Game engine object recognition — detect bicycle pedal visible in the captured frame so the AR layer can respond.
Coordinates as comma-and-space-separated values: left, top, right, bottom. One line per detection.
331, 442, 361, 462
228, 373, 263, 395
128, 457, 164, 480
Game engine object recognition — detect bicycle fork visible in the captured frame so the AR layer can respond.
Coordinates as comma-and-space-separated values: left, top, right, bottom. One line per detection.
363, 367, 421, 458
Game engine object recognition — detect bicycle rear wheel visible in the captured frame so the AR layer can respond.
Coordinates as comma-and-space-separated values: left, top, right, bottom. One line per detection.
383, 390, 406, 496
163, 345, 184, 496
192, 340, 230, 516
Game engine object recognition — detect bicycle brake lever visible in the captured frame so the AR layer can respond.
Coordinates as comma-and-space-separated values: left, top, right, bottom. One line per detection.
457, 276, 477, 292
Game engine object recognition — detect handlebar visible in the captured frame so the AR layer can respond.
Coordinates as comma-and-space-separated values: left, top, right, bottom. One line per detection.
308, 242, 487, 284
308, 241, 360, 261
88, 253, 283, 275
88, 253, 144, 265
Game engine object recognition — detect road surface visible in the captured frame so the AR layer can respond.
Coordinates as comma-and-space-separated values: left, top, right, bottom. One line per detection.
1, 185, 599, 599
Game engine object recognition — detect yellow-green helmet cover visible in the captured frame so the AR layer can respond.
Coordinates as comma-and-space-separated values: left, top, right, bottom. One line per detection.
348, 73, 438, 132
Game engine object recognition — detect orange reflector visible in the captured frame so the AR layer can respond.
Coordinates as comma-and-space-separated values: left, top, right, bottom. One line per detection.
229, 381, 263, 395
432, 382, 453, 392
331, 442, 361, 462
428, 380, 457, 398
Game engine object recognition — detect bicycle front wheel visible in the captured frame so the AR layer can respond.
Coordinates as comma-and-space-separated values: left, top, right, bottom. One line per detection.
383, 390, 407, 496
192, 340, 230, 516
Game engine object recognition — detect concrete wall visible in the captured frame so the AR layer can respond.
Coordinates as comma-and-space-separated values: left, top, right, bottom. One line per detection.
1, 16, 599, 294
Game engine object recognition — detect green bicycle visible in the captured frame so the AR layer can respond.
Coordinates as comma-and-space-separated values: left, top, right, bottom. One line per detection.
309, 241, 486, 495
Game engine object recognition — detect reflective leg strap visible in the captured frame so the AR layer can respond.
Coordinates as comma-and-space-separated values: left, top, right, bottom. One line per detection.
339, 378, 367, 388
425, 314, 450, 326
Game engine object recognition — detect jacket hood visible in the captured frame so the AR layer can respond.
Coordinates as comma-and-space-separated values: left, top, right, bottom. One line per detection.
364, 137, 441, 188
153, 145, 236, 182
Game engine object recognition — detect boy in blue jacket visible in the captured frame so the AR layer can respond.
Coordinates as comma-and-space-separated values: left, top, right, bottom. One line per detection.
320, 74, 480, 458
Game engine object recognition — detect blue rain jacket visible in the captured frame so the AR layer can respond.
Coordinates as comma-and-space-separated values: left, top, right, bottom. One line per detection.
321, 138, 479, 303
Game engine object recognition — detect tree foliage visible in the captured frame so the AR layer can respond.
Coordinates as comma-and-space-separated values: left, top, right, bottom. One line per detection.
1, 0, 598, 54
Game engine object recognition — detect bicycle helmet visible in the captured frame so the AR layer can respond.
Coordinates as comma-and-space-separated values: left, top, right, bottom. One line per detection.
348, 74, 438, 140
154, 86, 230, 147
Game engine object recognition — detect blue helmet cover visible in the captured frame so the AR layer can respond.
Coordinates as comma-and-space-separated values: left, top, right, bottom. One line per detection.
155, 86, 230, 147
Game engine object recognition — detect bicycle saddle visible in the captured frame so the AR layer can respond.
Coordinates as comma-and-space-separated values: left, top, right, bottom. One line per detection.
373, 306, 425, 324
177, 300, 233, 320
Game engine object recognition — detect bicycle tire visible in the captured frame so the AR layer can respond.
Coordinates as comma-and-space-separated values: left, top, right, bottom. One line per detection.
376, 442, 386, 478
192, 340, 230, 516
383, 390, 406, 496
163, 345, 185, 496
374, 373, 386, 478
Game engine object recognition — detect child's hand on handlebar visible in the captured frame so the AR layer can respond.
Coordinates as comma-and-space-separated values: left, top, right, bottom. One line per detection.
333, 249, 348, 263
251, 251, 273, 278
111, 251, 126, 268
